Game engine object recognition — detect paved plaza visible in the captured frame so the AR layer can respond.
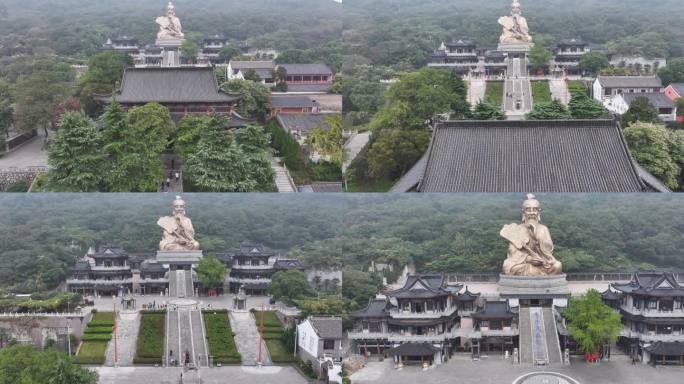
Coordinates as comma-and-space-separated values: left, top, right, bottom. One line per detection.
95, 365, 309, 384
350, 355, 684, 384
0, 130, 48, 169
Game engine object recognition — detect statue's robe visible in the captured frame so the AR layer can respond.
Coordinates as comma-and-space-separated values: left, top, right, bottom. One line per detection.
501, 222, 562, 276
158, 215, 200, 251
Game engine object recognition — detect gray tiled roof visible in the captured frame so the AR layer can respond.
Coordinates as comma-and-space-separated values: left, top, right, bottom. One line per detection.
597, 76, 662, 88
388, 343, 440, 357
230, 61, 275, 70
285, 84, 332, 93
401, 120, 650, 193
350, 298, 390, 318
644, 342, 684, 356
622, 93, 675, 109
390, 153, 427, 192
612, 272, 684, 297
115, 67, 241, 103
276, 113, 338, 135
472, 301, 515, 320
634, 164, 671, 192
669, 83, 684, 96
271, 95, 320, 108
280, 64, 333, 76
310, 316, 343, 339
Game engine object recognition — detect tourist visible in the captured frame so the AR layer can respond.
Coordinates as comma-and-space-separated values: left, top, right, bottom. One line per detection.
175, 171, 179, 181
166, 178, 170, 188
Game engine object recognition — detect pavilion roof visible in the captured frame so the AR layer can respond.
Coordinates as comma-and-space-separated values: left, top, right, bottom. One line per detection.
113, 67, 241, 104
612, 272, 684, 297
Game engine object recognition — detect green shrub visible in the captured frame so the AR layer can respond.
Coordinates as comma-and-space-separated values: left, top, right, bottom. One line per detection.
203, 312, 241, 364
312, 161, 342, 182
81, 333, 112, 342
484, 81, 504, 107
531, 81, 552, 103
265, 338, 294, 363
91, 312, 114, 322
134, 312, 165, 363
6, 181, 29, 192
252, 310, 283, 328
83, 326, 114, 334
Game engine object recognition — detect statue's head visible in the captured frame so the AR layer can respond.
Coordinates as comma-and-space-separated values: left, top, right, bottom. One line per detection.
173, 195, 186, 216
511, 0, 522, 15
521, 193, 541, 222
167, 1, 176, 17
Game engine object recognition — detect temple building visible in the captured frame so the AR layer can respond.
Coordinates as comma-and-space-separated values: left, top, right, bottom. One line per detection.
611, 272, 684, 366
469, 301, 519, 358
391, 120, 670, 193
105, 67, 242, 121
66, 245, 134, 297
349, 275, 462, 366
227, 244, 303, 295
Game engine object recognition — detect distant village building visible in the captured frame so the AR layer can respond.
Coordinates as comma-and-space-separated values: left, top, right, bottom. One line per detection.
610, 272, 684, 366
297, 316, 343, 380
593, 76, 663, 101
607, 93, 677, 122
608, 55, 666, 75
392, 120, 669, 193
663, 83, 684, 122
67, 245, 133, 297
226, 61, 276, 83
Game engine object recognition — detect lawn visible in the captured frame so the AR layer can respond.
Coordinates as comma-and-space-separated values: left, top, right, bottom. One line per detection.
134, 311, 165, 364
252, 310, 294, 363
203, 310, 241, 364
531, 81, 552, 103
568, 80, 589, 97
73, 341, 108, 364
484, 81, 504, 107
73, 311, 116, 364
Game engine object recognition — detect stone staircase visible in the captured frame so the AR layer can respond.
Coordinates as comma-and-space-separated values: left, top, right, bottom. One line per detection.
529, 307, 550, 365
271, 158, 296, 193
468, 79, 486, 105
184, 270, 194, 297
543, 307, 563, 364
550, 79, 569, 105
519, 307, 533, 364
230, 311, 271, 365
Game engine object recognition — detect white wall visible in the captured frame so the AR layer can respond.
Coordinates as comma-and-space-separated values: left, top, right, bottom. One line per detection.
297, 319, 319, 358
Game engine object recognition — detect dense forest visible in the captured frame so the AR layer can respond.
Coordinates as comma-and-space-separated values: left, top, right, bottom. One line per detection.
1, 193, 683, 294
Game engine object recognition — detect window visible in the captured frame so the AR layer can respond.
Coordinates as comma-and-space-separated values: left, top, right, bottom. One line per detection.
323, 340, 335, 350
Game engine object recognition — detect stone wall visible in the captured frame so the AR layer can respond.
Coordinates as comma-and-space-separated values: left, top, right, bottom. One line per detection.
0, 167, 47, 192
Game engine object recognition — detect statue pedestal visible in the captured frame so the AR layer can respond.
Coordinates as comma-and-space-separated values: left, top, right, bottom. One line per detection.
497, 274, 570, 307
156, 250, 202, 268
155, 38, 183, 48
498, 42, 533, 53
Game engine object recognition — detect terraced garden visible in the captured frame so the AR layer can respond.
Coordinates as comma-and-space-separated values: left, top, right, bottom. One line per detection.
531, 81, 552, 103
485, 81, 504, 107
133, 310, 165, 365
73, 311, 114, 364
253, 310, 294, 363
203, 310, 241, 364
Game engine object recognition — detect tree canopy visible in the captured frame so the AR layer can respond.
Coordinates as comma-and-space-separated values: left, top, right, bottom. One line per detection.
579, 52, 610, 77
195, 253, 227, 291
564, 289, 622, 356
269, 269, 314, 302
0, 344, 98, 384
76, 52, 133, 116
624, 122, 683, 190
527, 99, 572, 120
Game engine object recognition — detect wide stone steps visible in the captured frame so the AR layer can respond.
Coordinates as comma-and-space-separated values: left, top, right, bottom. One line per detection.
543, 307, 563, 364
530, 307, 550, 365
230, 311, 271, 365
271, 158, 296, 193
166, 310, 179, 365
550, 79, 569, 105
519, 307, 533, 364
185, 270, 194, 297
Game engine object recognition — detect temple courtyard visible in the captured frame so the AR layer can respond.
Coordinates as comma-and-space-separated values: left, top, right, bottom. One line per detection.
349, 355, 684, 384
95, 366, 305, 384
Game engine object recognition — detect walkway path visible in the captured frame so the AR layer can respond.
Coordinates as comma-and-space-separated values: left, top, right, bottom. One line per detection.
96, 366, 307, 384
271, 157, 296, 192
343, 132, 370, 174
504, 78, 533, 119
468, 79, 486, 105
160, 153, 182, 193
550, 79, 570, 105
230, 311, 271, 365
0, 130, 48, 169
104, 312, 141, 366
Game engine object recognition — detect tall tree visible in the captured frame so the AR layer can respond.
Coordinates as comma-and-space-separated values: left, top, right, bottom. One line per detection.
181, 39, 199, 62
0, 344, 98, 384
367, 128, 432, 179
624, 122, 680, 190
107, 103, 171, 192
51, 96, 83, 130
564, 289, 622, 358
622, 96, 660, 125
568, 92, 609, 119
579, 52, 610, 77
218, 45, 241, 63
305, 115, 346, 166
76, 52, 133, 117
658, 58, 684, 86
273, 66, 288, 92
47, 112, 105, 192
195, 253, 227, 292
184, 116, 274, 192
221, 79, 271, 122
528, 41, 553, 74
14, 64, 71, 135
269, 270, 314, 302
0, 80, 13, 149
527, 99, 572, 120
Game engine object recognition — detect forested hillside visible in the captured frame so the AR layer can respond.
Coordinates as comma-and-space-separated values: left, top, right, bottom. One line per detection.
1, 194, 683, 293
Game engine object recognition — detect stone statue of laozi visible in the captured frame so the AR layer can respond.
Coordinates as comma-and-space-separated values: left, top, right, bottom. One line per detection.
156, 1, 184, 40
158, 196, 200, 251
498, 0, 533, 44
500, 194, 562, 276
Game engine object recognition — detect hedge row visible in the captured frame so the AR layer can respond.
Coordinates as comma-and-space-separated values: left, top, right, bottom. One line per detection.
87, 320, 115, 327
134, 312, 165, 364
203, 312, 241, 364
83, 326, 114, 334
81, 333, 113, 342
